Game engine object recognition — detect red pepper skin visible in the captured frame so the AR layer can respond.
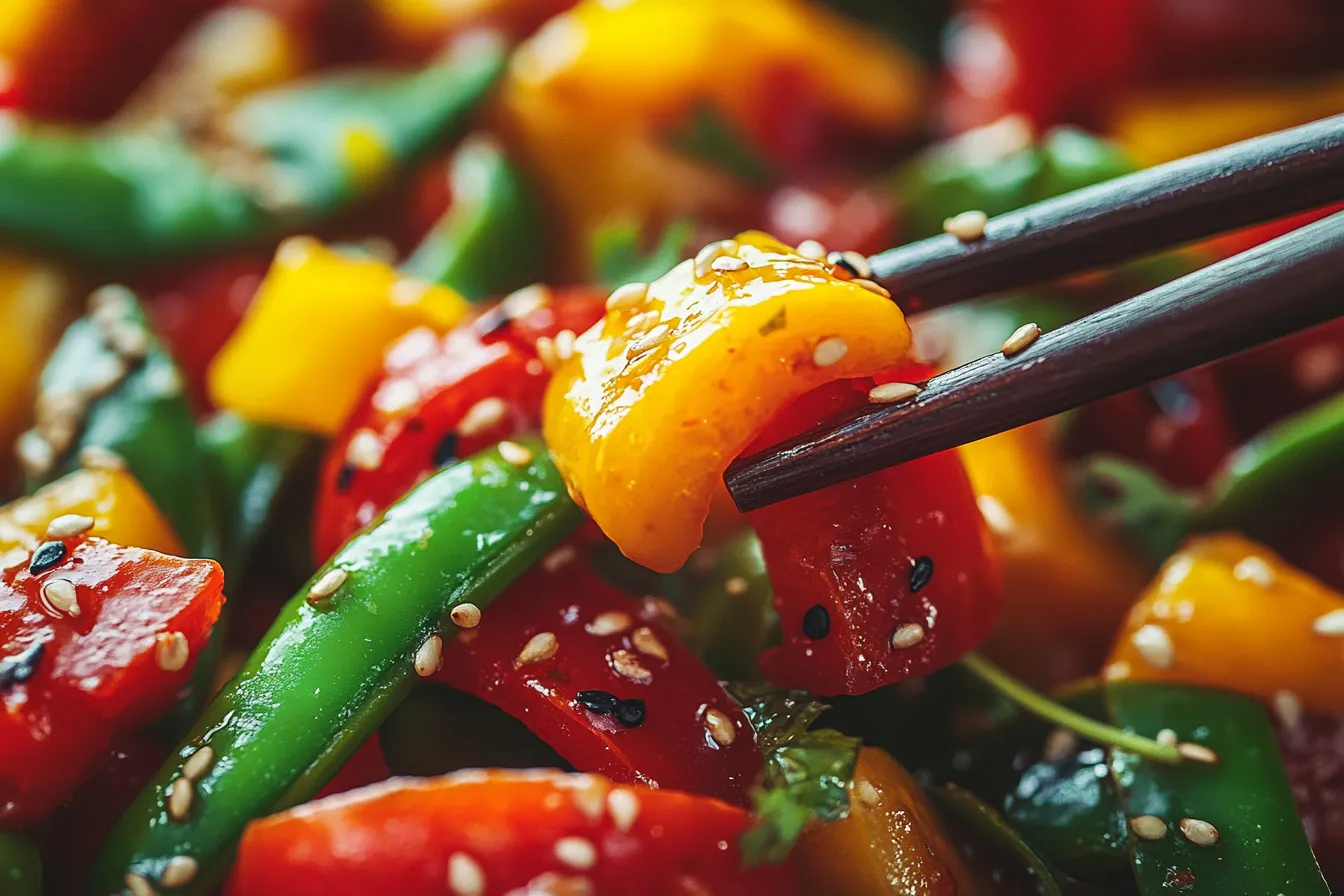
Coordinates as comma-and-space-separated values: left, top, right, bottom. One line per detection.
747, 377, 1001, 695
315, 734, 390, 799
433, 553, 760, 806
1277, 711, 1344, 890
762, 182, 898, 260
312, 287, 606, 562
228, 769, 800, 896
0, 538, 224, 828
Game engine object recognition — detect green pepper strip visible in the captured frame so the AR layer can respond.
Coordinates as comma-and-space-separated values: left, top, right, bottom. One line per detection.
1107, 682, 1328, 895
930, 784, 1063, 896
401, 136, 544, 301
686, 531, 778, 683
0, 834, 41, 896
0, 45, 504, 262
91, 438, 581, 895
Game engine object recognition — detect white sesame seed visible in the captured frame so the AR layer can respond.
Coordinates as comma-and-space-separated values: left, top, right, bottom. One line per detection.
554, 329, 577, 362
853, 779, 881, 808
812, 337, 849, 368
1103, 660, 1132, 681
447, 852, 486, 896
1001, 322, 1041, 358
555, 837, 596, 870
458, 397, 508, 437
1156, 728, 1178, 748
586, 611, 631, 636
124, 872, 157, 896
828, 250, 872, 280
502, 284, 550, 319
372, 378, 420, 416
498, 440, 533, 467
1272, 690, 1303, 730
1312, 608, 1344, 635
627, 324, 670, 359
1178, 817, 1219, 846
451, 603, 482, 629
944, 210, 989, 241
182, 747, 215, 782
1131, 624, 1175, 670
569, 775, 608, 821
704, 709, 736, 746
1177, 742, 1219, 764
156, 632, 190, 672
414, 634, 443, 677
607, 788, 640, 832
1042, 728, 1078, 763
630, 627, 668, 662
15, 430, 55, 477
307, 568, 348, 603
41, 579, 80, 617
710, 255, 748, 273
694, 240, 739, 278
890, 623, 925, 649
1232, 555, 1276, 588
46, 514, 94, 539
516, 631, 559, 668
167, 777, 194, 821
724, 576, 749, 596
1130, 815, 1167, 840
78, 445, 127, 472
851, 278, 891, 299
868, 382, 921, 404
606, 282, 649, 312
536, 335, 560, 371
610, 649, 652, 683
160, 855, 198, 888
543, 544, 578, 573
795, 239, 828, 261
345, 429, 384, 470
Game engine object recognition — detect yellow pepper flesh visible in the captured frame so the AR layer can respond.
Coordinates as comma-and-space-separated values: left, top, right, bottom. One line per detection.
1106, 533, 1344, 713
543, 231, 911, 572
208, 238, 469, 435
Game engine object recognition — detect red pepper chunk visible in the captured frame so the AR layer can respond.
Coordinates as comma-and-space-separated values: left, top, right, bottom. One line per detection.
313, 286, 606, 561
229, 769, 799, 896
747, 377, 1001, 695
433, 553, 760, 807
0, 537, 224, 828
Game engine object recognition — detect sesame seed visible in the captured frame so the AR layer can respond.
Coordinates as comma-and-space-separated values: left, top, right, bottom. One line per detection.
851, 278, 891, 299
909, 556, 934, 593
704, 709, 736, 746
570, 776, 608, 821
710, 255, 748, 273
373, 378, 420, 415
1156, 728, 1178, 748
167, 776, 194, 821
827, 250, 872, 280
795, 239, 828, 261
307, 568, 348, 603
450, 603, 482, 629
458, 398, 508, 437
1178, 817, 1219, 846
182, 746, 215, 782
1001, 322, 1041, 357
498, 441, 533, 467
1177, 742, 1219, 764
1103, 660, 1132, 681
1130, 815, 1167, 840
516, 632, 559, 668
155, 632, 190, 672
606, 282, 649, 312
536, 335, 560, 371
502, 284, 550, 319
586, 612, 631, 636
627, 324, 670, 359
868, 382, 921, 405
630, 627, 668, 662
608, 788, 640, 831
29, 541, 66, 575
613, 698, 646, 727
890, 623, 925, 649
46, 514, 94, 539
160, 856, 198, 888
447, 852, 486, 896
944, 210, 989, 241
1131, 624, 1175, 669
694, 240, 739, 278
576, 690, 621, 715
414, 634, 443, 677
1272, 690, 1303, 730
554, 329, 577, 362
1042, 728, 1078, 763
1312, 609, 1344, 635
802, 604, 830, 639
15, 430, 55, 477
543, 544, 578, 573
1233, 555, 1275, 587
853, 779, 881, 808
611, 649, 652, 683
555, 837, 596, 870
812, 337, 848, 368
41, 579, 80, 617
345, 429, 384, 471
724, 576, 749, 596
124, 872, 157, 896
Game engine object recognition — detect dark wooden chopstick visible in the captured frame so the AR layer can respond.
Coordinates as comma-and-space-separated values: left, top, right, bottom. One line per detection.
874, 114, 1344, 312
726, 211, 1344, 511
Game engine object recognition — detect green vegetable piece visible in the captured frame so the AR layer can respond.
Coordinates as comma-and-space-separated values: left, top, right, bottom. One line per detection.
0, 834, 41, 896
931, 784, 1063, 896
664, 103, 774, 188
1107, 682, 1328, 895
686, 532, 778, 682
591, 218, 696, 292
31, 286, 213, 555
91, 438, 582, 894
401, 136, 545, 301
726, 682, 829, 755
1073, 456, 1198, 567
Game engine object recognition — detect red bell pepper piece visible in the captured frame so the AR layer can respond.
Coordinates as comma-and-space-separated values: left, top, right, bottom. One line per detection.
315, 734, 391, 799
746, 375, 1001, 695
0, 537, 224, 828
1277, 710, 1344, 890
229, 769, 801, 896
433, 552, 760, 806
312, 286, 606, 561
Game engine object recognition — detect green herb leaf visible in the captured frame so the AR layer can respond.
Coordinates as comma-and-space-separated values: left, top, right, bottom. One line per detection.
664, 103, 774, 188
591, 218, 694, 290
724, 682, 827, 754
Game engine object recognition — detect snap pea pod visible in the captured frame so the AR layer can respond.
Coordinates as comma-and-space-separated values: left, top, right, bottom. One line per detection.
1107, 682, 1328, 895
0, 835, 40, 896
91, 438, 582, 895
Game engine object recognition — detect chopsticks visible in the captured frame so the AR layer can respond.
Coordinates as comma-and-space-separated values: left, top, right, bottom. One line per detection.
725, 209, 1344, 511
873, 114, 1344, 312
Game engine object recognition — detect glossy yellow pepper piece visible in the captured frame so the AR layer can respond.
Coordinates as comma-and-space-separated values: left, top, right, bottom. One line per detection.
0, 0, 53, 58
543, 231, 911, 572
209, 237, 469, 435
795, 747, 978, 895
961, 423, 1149, 689
1106, 533, 1344, 713
0, 467, 184, 571
498, 0, 923, 260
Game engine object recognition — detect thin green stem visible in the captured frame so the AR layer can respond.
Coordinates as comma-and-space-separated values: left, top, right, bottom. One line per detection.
960, 652, 1183, 765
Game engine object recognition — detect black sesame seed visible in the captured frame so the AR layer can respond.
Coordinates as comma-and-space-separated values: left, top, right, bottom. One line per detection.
576, 689, 621, 715
0, 639, 45, 690
910, 556, 934, 593
432, 432, 460, 467
29, 541, 67, 575
802, 604, 830, 639
334, 463, 356, 494
614, 698, 646, 728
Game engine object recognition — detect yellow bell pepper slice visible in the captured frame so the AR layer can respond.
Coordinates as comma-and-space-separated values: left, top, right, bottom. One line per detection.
961, 423, 1148, 689
543, 231, 911, 572
1105, 533, 1344, 713
208, 237, 469, 435
0, 467, 184, 570
0, 0, 54, 58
